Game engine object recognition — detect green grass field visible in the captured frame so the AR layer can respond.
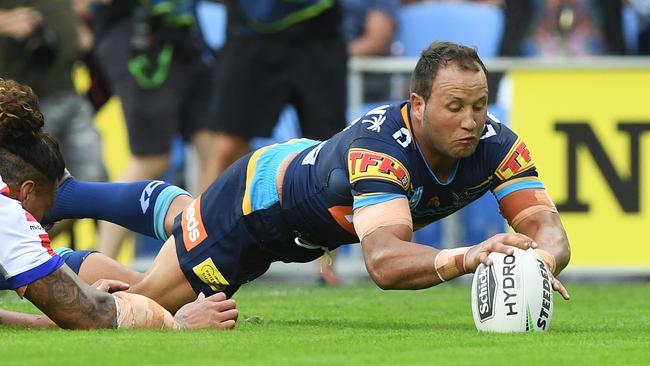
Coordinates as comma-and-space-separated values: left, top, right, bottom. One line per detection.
1, 282, 649, 366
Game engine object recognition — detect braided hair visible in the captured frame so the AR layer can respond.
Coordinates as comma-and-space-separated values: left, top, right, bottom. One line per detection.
0, 78, 65, 192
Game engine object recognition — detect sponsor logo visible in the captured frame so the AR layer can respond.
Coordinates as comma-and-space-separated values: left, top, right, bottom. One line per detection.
348, 148, 410, 190
496, 139, 535, 180
361, 105, 389, 133
140, 180, 165, 213
182, 197, 207, 251
345, 105, 389, 132
502, 254, 518, 316
192, 257, 229, 292
476, 264, 497, 322
536, 258, 552, 330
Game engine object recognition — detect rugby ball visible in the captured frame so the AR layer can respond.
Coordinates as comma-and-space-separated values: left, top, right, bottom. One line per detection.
471, 248, 553, 333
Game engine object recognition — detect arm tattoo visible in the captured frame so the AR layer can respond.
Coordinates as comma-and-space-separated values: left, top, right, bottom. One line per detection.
24, 265, 118, 329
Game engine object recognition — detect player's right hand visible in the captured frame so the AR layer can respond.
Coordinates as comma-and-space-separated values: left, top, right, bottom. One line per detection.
174, 292, 239, 329
92, 278, 130, 293
464, 233, 537, 273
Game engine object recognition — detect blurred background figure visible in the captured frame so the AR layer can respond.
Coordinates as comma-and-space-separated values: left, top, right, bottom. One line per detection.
206, 0, 348, 184
0, 0, 108, 242
314, 0, 399, 285
85, 0, 219, 258
526, 0, 627, 56
627, 0, 650, 54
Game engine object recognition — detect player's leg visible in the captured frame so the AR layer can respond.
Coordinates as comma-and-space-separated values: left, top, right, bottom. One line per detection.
181, 61, 221, 194
207, 38, 289, 180
127, 236, 196, 313
96, 155, 170, 258
48, 178, 192, 241
292, 37, 348, 284
54, 247, 145, 286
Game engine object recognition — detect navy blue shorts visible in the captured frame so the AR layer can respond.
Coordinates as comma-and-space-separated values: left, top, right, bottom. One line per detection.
172, 143, 330, 297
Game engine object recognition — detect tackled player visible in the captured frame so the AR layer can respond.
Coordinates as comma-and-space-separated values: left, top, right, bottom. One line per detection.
0, 78, 237, 329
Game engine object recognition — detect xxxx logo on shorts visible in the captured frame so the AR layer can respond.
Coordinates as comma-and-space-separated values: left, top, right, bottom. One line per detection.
182, 196, 207, 251
496, 138, 535, 180
192, 257, 229, 292
348, 148, 410, 190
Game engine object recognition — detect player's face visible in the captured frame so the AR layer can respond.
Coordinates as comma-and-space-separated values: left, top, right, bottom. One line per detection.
16, 181, 54, 222
418, 64, 488, 160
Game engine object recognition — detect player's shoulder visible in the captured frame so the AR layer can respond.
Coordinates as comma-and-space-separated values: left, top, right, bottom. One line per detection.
346, 102, 412, 150
0, 194, 47, 237
478, 113, 520, 149
347, 102, 405, 135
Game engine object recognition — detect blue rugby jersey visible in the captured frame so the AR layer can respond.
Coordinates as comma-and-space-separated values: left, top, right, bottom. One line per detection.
277, 101, 543, 248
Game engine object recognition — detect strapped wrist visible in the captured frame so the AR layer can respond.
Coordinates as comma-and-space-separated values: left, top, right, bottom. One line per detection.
112, 292, 179, 329
434, 247, 470, 282
534, 249, 557, 275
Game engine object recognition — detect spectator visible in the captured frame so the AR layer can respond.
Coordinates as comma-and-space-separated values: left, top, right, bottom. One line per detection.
0, 0, 108, 241
206, 0, 348, 189
314, 0, 399, 285
87, 0, 220, 258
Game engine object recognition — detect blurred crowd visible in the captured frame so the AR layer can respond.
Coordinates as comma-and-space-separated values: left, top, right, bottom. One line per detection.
1, 0, 648, 281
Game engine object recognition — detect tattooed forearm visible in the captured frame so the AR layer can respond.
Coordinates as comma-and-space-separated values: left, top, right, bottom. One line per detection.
24, 265, 118, 329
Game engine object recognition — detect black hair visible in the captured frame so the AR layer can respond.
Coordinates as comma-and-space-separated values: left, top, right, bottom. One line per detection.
0, 78, 65, 189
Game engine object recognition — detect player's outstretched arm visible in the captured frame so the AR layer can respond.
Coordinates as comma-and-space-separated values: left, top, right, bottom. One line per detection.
23, 265, 121, 329
0, 308, 57, 328
357, 198, 534, 290
362, 226, 535, 290
511, 209, 571, 300
512, 210, 570, 275
498, 188, 571, 300
498, 188, 570, 275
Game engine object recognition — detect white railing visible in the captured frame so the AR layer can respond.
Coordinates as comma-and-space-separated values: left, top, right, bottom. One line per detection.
348, 56, 650, 117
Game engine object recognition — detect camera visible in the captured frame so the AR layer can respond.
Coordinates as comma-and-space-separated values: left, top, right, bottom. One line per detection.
22, 25, 59, 68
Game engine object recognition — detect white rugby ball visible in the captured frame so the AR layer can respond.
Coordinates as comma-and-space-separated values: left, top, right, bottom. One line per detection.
470, 248, 553, 333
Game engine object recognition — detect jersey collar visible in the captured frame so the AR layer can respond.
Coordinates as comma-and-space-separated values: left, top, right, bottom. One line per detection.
0, 176, 9, 196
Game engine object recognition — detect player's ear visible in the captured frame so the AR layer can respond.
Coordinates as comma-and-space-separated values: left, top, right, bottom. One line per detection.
409, 92, 425, 121
18, 180, 37, 205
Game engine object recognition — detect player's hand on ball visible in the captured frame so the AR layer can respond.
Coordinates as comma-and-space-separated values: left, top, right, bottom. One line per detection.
174, 292, 239, 329
465, 233, 537, 273
551, 274, 570, 300
91, 279, 130, 293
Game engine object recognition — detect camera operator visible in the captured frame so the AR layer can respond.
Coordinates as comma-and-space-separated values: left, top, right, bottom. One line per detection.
0, 0, 107, 240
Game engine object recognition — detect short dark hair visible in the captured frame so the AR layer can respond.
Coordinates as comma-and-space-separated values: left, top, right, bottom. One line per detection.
410, 41, 488, 102
0, 78, 65, 188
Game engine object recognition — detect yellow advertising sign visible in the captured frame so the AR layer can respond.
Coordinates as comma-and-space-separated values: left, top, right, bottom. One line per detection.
509, 69, 650, 267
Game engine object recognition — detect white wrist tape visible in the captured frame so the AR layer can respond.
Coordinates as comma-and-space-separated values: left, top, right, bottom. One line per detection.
434, 247, 469, 282
112, 292, 179, 329
534, 249, 557, 275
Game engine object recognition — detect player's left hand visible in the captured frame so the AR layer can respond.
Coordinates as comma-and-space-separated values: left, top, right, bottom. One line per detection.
551, 274, 570, 300
174, 292, 239, 329
91, 279, 130, 293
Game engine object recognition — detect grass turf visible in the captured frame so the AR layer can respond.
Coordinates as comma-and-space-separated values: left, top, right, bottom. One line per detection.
1, 282, 649, 366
